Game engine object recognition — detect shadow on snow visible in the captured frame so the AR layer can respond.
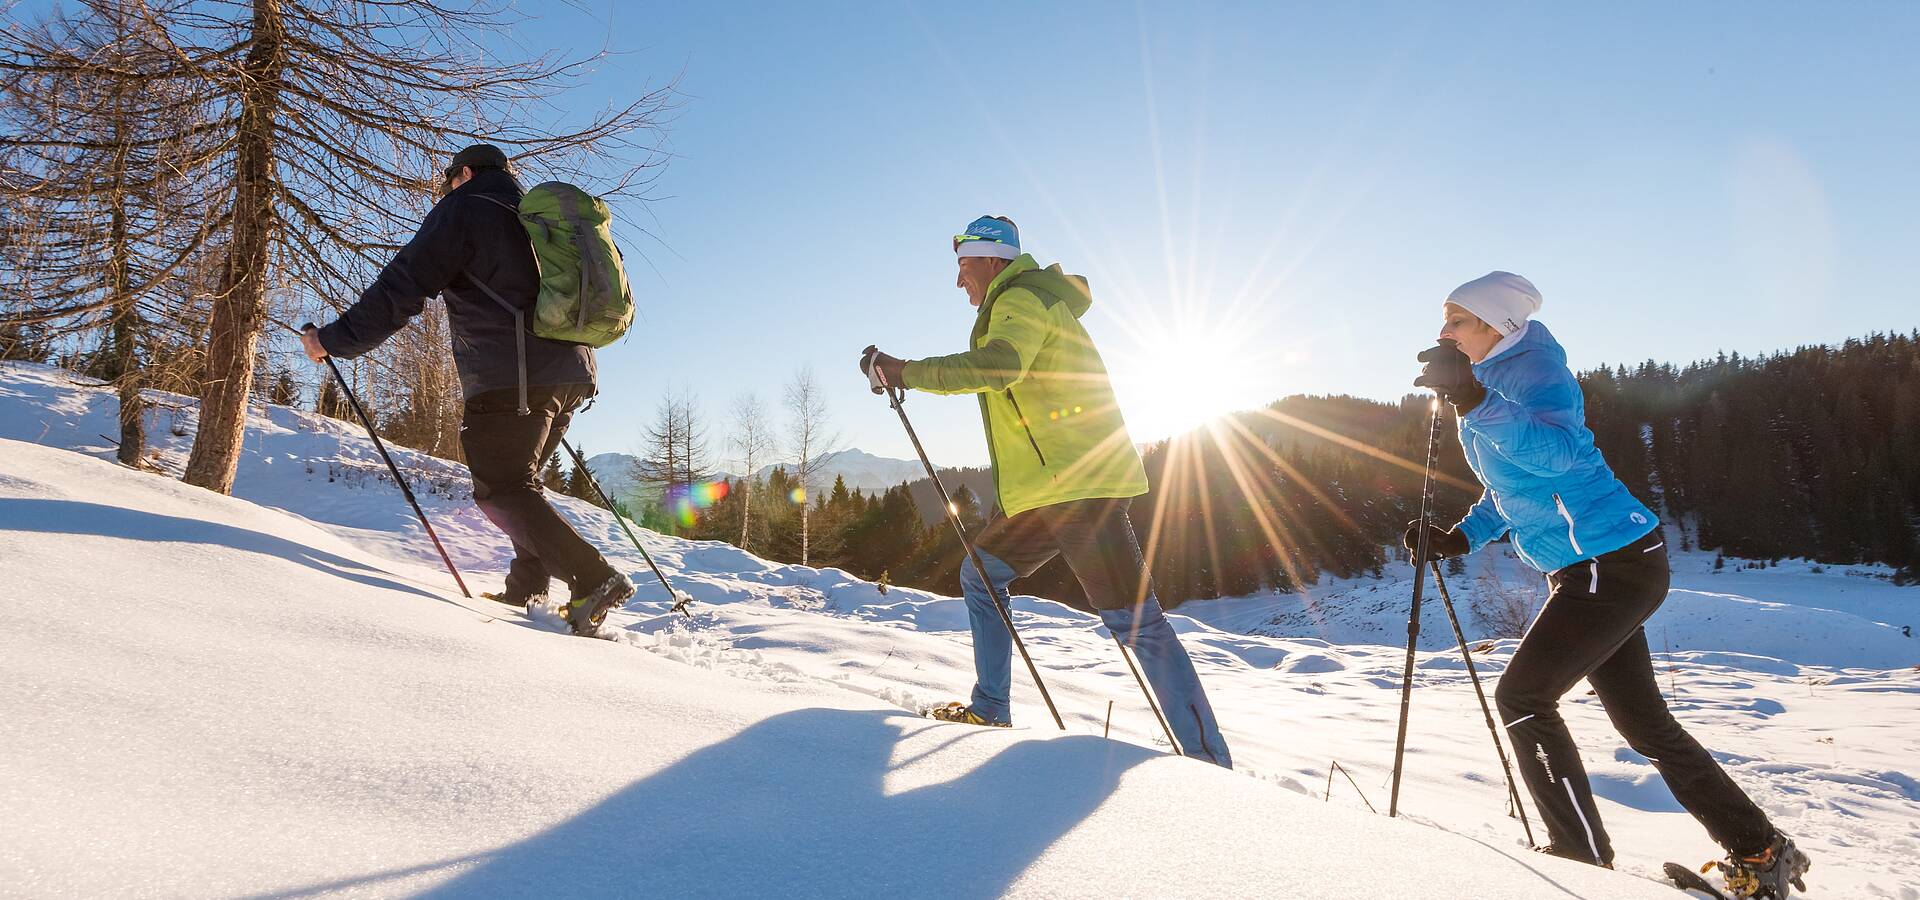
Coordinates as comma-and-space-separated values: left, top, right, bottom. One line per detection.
254, 707, 1154, 899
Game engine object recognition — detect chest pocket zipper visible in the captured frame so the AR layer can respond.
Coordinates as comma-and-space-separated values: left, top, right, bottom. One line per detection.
1553, 493, 1584, 557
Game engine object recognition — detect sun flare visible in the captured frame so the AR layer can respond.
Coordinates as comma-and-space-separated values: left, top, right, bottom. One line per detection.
1111, 317, 1268, 440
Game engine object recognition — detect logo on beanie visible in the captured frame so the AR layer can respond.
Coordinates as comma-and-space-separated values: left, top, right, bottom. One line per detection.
954, 215, 1020, 259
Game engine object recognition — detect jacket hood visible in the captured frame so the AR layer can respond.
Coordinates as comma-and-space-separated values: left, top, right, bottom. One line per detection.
991, 253, 1093, 318
1475, 319, 1565, 374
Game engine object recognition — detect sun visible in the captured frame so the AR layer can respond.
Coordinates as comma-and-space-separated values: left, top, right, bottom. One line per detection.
1110, 316, 1267, 441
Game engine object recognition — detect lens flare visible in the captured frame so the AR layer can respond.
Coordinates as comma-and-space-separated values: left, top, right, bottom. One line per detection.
664, 478, 732, 529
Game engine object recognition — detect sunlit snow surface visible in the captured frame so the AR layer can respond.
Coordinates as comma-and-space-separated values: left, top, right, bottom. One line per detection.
2, 360, 1915, 898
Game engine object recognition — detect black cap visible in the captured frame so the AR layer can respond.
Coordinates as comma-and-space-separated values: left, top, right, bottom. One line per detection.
448, 143, 508, 173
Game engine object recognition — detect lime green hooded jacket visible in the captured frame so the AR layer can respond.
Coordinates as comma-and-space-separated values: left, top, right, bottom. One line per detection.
903, 254, 1148, 517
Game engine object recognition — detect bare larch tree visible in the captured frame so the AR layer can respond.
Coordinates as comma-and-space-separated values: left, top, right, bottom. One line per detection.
783, 366, 841, 567
0, 0, 224, 466
4, 0, 673, 493
728, 391, 778, 550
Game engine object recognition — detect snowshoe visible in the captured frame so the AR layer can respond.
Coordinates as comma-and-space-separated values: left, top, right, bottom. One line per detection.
566, 572, 636, 636
480, 590, 546, 609
1664, 862, 1731, 899
1710, 833, 1810, 899
923, 702, 1011, 728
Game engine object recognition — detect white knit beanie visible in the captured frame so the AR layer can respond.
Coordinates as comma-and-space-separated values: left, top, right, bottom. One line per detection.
1447, 271, 1542, 335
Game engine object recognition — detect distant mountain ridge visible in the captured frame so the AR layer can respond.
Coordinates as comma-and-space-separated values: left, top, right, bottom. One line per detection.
753, 448, 927, 492
582, 452, 645, 501
579, 447, 944, 501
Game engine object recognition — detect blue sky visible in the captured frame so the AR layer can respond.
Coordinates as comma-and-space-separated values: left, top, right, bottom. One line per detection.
518, 3, 1918, 471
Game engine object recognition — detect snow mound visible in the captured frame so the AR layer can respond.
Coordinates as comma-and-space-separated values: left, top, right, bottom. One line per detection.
0, 439, 1684, 898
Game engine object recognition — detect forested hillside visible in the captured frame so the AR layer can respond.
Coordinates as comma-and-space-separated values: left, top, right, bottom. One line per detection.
669, 332, 1920, 605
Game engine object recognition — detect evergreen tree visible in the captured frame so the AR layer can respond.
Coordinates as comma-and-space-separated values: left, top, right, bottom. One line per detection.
639, 330, 1920, 593
566, 446, 604, 508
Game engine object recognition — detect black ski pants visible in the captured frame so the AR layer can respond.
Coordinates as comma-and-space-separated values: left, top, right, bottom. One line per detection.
461, 383, 613, 600
975, 497, 1154, 615
1496, 528, 1773, 865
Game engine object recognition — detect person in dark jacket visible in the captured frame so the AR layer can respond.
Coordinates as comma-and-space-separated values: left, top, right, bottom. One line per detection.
301, 144, 634, 635
1406, 271, 1809, 898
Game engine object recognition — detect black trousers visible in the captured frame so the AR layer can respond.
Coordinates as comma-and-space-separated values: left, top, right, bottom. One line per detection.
974, 497, 1154, 613
461, 383, 612, 599
1496, 529, 1774, 865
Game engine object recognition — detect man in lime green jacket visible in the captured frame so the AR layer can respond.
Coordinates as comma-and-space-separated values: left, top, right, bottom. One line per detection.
862, 216, 1230, 766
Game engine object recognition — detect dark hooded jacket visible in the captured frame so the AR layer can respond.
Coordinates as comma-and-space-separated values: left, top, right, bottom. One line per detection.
316, 167, 595, 400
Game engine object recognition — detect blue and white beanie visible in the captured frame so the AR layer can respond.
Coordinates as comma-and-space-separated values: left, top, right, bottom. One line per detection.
953, 216, 1021, 260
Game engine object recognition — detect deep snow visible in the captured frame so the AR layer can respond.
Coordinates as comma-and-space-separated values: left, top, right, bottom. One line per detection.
2, 360, 1916, 898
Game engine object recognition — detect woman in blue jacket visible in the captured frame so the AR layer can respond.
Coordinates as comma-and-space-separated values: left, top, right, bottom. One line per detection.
1406, 272, 1808, 899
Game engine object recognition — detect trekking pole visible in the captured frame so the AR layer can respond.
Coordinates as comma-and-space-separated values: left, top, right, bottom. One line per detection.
1431, 561, 1535, 846
302, 323, 471, 598
1388, 389, 1446, 816
559, 438, 692, 618
1114, 633, 1182, 754
863, 349, 1066, 730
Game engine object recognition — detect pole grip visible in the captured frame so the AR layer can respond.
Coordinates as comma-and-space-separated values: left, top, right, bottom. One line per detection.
300, 322, 329, 361
861, 345, 886, 395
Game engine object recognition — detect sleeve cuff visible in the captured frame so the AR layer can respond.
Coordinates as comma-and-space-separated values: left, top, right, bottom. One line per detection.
315, 321, 348, 360
1455, 511, 1499, 552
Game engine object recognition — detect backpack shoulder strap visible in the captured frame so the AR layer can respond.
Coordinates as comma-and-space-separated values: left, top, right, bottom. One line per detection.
445, 275, 529, 417
470, 193, 519, 214
443, 193, 536, 415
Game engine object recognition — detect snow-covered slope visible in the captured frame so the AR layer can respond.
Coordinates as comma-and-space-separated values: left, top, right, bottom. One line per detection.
1179, 544, 1918, 670
3, 360, 1917, 898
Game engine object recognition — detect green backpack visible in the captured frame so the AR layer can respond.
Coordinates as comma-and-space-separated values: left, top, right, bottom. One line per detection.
474, 182, 634, 347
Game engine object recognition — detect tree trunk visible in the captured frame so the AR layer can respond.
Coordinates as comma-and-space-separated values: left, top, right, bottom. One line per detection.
183, 0, 284, 493
108, 108, 143, 467
739, 476, 753, 549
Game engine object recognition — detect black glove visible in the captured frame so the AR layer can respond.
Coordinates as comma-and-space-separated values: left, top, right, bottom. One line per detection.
1414, 340, 1486, 413
859, 345, 907, 394
1403, 520, 1470, 560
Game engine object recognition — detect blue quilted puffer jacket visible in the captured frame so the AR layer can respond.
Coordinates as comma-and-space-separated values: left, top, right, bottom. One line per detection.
1452, 321, 1658, 573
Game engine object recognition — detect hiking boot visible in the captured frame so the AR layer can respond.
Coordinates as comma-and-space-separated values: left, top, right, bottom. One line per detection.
925, 702, 1011, 728
566, 572, 636, 636
1715, 832, 1810, 899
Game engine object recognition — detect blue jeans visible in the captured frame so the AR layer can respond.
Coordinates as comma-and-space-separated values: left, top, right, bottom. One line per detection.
957, 498, 1231, 768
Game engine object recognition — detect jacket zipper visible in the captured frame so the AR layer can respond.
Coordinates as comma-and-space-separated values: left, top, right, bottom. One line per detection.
1553, 493, 1584, 556
1003, 389, 1048, 467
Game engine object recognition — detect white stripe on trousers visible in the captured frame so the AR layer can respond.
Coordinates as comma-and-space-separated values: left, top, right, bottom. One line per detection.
1564, 777, 1603, 864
